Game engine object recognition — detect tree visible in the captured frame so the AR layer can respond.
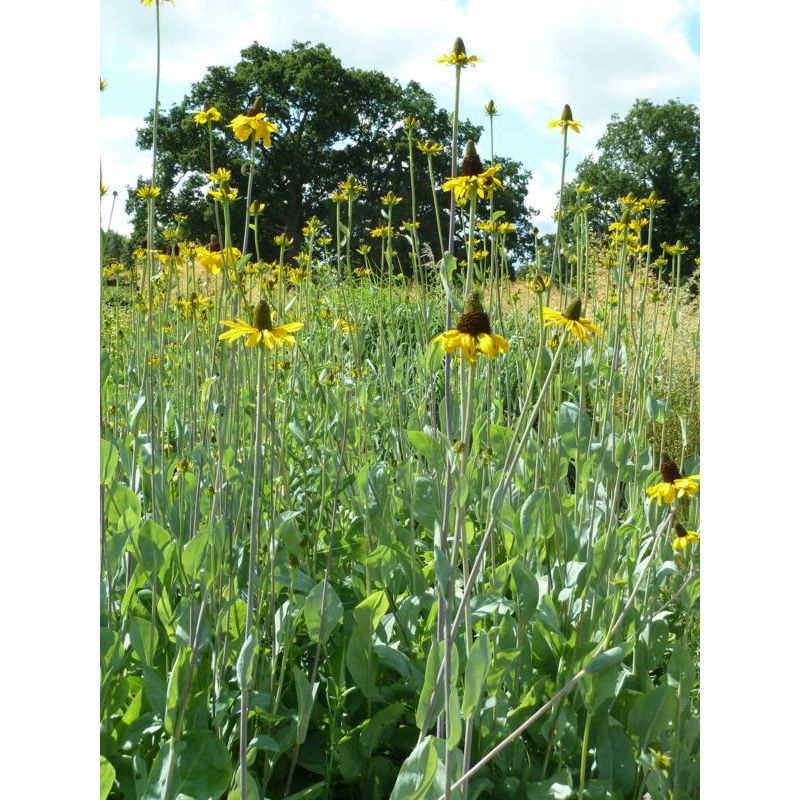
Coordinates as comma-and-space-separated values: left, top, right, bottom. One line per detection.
126, 41, 538, 268
562, 99, 699, 270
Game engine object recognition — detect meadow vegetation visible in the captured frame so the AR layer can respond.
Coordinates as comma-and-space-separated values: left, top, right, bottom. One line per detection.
101, 11, 700, 800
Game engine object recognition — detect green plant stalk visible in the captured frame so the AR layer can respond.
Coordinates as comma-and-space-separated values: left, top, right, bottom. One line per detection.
551, 129, 569, 283
464, 192, 477, 295
419, 335, 569, 739
239, 346, 265, 800
577, 711, 593, 800
427, 154, 446, 257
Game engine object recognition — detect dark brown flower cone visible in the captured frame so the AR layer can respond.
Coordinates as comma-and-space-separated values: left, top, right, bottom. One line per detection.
254, 299, 272, 331
453, 37, 466, 57
564, 298, 583, 321
246, 95, 263, 116
456, 290, 491, 335
674, 522, 688, 539
561, 104, 573, 122
461, 140, 483, 177
208, 234, 221, 253
660, 457, 682, 484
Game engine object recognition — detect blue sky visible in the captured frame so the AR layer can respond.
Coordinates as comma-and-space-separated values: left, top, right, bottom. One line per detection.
101, 0, 699, 235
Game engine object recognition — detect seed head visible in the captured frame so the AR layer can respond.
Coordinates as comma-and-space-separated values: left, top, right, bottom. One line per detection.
254, 299, 272, 331
461, 140, 483, 177
485, 99, 497, 116
564, 298, 582, 321
660, 457, 682, 484
453, 37, 466, 57
457, 291, 492, 336
561, 104, 573, 122
246, 95, 263, 116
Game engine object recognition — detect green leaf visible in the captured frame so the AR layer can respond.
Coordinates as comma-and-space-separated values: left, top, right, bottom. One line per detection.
293, 667, 316, 745
628, 684, 677, 747
236, 632, 258, 691
447, 685, 462, 751
353, 589, 389, 637
415, 640, 444, 732
100, 439, 119, 486
407, 429, 444, 473
585, 644, 631, 675
596, 724, 636, 795
389, 736, 463, 800
144, 731, 232, 800
461, 632, 490, 719
512, 561, 540, 620
100, 755, 116, 800
303, 580, 344, 644
164, 649, 189, 737
127, 616, 159, 666
181, 532, 209, 582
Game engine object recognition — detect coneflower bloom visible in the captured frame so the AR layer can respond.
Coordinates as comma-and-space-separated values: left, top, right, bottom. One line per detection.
219, 299, 302, 349
672, 523, 700, 552
646, 458, 700, 505
432, 291, 509, 365
438, 37, 479, 66
541, 299, 600, 341
193, 105, 221, 125
548, 104, 582, 134
228, 112, 279, 146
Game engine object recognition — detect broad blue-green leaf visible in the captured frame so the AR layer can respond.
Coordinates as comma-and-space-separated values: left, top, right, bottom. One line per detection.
236, 632, 258, 691
415, 640, 444, 731
628, 684, 677, 747
303, 580, 343, 644
461, 632, 490, 719
293, 667, 316, 745
512, 561, 540, 620
407, 429, 443, 472
127, 616, 159, 666
164, 649, 189, 737
100, 439, 119, 486
586, 644, 631, 675
596, 724, 636, 795
389, 736, 463, 800
100, 755, 115, 800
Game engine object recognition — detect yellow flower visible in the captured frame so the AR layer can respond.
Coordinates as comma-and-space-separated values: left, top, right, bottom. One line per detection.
541, 299, 600, 341
136, 185, 161, 199
249, 201, 266, 215
333, 318, 358, 334
209, 185, 239, 203
641, 191, 666, 209
417, 140, 445, 156
208, 167, 231, 184
356, 244, 372, 256
140, 0, 174, 6
318, 235, 332, 247
302, 216, 322, 236
438, 37, 479, 66
274, 233, 294, 248
339, 175, 365, 199
329, 191, 348, 204
672, 524, 700, 552
443, 164, 503, 205
370, 223, 395, 239
193, 106, 222, 125
663, 240, 689, 256
548, 104, 582, 134
380, 190, 403, 206
527, 273, 551, 294
100, 78, 108, 91
646, 458, 700, 505
220, 299, 303, 349
485, 99, 498, 116
403, 115, 420, 130
432, 291, 509, 365
196, 245, 242, 275
228, 113, 279, 146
